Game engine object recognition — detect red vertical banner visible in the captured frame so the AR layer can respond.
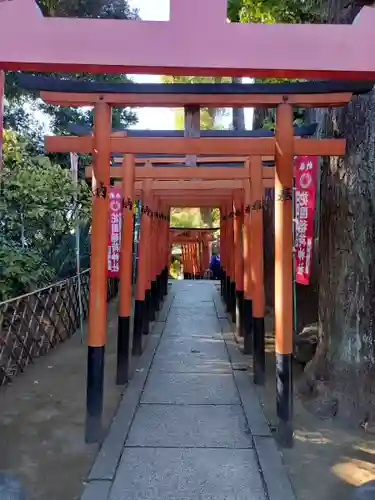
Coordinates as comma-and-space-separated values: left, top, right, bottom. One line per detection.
294, 156, 318, 286
108, 187, 123, 278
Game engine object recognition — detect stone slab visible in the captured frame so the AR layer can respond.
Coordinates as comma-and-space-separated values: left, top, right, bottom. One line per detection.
109, 448, 266, 500
81, 480, 112, 500
171, 302, 214, 308
219, 319, 251, 367
168, 305, 218, 316
219, 317, 233, 336
151, 357, 232, 373
155, 292, 175, 322
126, 404, 253, 448
165, 314, 219, 330
163, 329, 223, 339
157, 336, 226, 355
163, 321, 221, 337
233, 371, 271, 437
254, 436, 296, 500
88, 321, 167, 482
172, 292, 214, 304
141, 372, 240, 405
151, 338, 231, 373
213, 293, 227, 319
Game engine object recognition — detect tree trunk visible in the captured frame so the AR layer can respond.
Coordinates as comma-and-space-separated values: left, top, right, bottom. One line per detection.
232, 77, 245, 130
253, 108, 272, 130
200, 208, 213, 227
300, 0, 375, 425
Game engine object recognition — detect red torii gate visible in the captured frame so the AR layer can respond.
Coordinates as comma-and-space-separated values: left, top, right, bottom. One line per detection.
0, 0, 374, 78
170, 229, 214, 279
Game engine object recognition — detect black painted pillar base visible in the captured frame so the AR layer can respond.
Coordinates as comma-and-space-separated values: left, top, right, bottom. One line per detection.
156, 275, 161, 310
243, 298, 253, 355
116, 316, 130, 385
253, 317, 265, 385
230, 281, 236, 323
161, 268, 165, 296
155, 274, 162, 312
150, 280, 157, 321
235, 290, 244, 338
143, 289, 151, 335
85, 345, 104, 444
225, 276, 231, 311
157, 272, 162, 306
276, 352, 293, 448
132, 300, 144, 356
163, 267, 168, 296
220, 269, 225, 298
155, 274, 160, 310
158, 271, 164, 304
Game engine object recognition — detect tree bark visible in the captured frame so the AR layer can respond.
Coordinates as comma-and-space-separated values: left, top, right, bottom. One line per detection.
232, 77, 245, 130
300, 0, 375, 425
200, 208, 213, 227
253, 108, 272, 130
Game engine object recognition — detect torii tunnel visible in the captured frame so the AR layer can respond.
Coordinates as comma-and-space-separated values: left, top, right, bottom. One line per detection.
1, 0, 375, 451
169, 228, 215, 280
10, 74, 374, 448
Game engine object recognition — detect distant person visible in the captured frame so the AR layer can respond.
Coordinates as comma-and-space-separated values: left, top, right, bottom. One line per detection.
209, 252, 221, 280
0, 473, 26, 500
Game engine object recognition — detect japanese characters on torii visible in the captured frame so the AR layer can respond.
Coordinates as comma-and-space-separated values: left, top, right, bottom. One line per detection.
108, 190, 122, 275
295, 158, 316, 282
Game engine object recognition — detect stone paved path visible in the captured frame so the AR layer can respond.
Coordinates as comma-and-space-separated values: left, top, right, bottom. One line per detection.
82, 281, 295, 500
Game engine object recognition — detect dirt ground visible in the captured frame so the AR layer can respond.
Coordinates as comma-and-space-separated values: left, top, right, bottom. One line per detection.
254, 314, 375, 500
0, 300, 124, 500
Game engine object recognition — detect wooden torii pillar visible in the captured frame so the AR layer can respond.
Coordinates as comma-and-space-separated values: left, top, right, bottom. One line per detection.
249, 157, 266, 386
133, 179, 151, 355
116, 154, 135, 385
85, 102, 112, 444
233, 190, 245, 338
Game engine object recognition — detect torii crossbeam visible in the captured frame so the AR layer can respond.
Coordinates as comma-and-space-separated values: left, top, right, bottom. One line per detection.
0, 0, 375, 78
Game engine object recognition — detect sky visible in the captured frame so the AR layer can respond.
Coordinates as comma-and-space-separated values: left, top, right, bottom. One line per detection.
127, 0, 254, 131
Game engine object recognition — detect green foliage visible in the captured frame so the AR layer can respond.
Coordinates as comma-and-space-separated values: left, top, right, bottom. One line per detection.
228, 0, 321, 24
169, 258, 182, 280
1, 0, 142, 300
162, 75, 230, 130
212, 208, 220, 227
0, 246, 54, 302
173, 107, 226, 131
4, 0, 139, 149
0, 131, 91, 301
170, 208, 203, 228
36, 0, 138, 18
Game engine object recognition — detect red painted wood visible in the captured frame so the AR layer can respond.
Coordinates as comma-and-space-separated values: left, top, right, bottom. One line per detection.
0, 0, 374, 79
